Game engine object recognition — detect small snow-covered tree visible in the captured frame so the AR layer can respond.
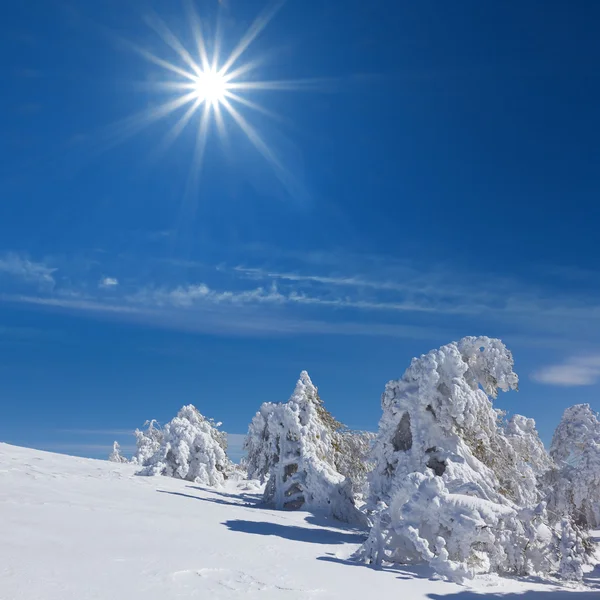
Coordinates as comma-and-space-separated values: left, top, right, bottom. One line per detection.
244, 371, 364, 523
358, 336, 588, 582
558, 518, 586, 582
244, 402, 279, 483
108, 441, 129, 463
137, 405, 233, 487
548, 404, 600, 528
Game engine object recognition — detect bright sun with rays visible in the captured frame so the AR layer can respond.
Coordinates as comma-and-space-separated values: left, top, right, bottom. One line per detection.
192, 68, 228, 105
124, 1, 317, 192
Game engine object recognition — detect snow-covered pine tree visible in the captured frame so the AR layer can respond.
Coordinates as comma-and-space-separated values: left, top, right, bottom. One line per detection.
244, 402, 279, 483
502, 414, 554, 506
548, 404, 600, 528
367, 336, 522, 508
137, 405, 233, 487
131, 419, 163, 466
244, 371, 365, 523
333, 429, 375, 500
558, 518, 586, 581
108, 441, 129, 463
358, 336, 587, 582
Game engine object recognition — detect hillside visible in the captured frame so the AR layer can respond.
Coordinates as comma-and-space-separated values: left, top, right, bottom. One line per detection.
1, 443, 598, 599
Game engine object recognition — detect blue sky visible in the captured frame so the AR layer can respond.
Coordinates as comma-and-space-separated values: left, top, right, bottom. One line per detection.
1, 0, 600, 461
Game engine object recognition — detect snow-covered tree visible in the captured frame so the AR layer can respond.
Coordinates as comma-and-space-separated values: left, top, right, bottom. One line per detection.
358, 336, 589, 582
244, 371, 364, 523
548, 404, 600, 528
558, 518, 586, 581
244, 402, 279, 483
108, 441, 129, 463
367, 336, 521, 508
333, 429, 375, 500
131, 419, 163, 466
137, 405, 233, 487
502, 414, 554, 506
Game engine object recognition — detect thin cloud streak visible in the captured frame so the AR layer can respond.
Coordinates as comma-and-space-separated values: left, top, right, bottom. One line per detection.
0, 253, 56, 286
0, 291, 450, 340
5, 250, 600, 344
532, 355, 600, 387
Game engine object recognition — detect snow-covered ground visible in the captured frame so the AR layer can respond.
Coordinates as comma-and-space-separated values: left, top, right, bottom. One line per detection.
1, 443, 598, 599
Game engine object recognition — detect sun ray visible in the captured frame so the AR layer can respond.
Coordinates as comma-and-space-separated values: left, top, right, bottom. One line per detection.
211, 11, 223, 72
159, 98, 203, 153
226, 78, 330, 91
186, 101, 212, 199
221, 58, 263, 83
130, 43, 198, 82
213, 102, 227, 140
144, 12, 202, 76
110, 91, 199, 141
130, 80, 196, 93
218, 0, 286, 76
112, 2, 317, 203
224, 91, 284, 122
221, 97, 287, 178
185, 0, 211, 71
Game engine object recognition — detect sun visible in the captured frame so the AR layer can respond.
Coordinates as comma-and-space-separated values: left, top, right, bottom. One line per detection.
119, 1, 319, 196
191, 68, 228, 105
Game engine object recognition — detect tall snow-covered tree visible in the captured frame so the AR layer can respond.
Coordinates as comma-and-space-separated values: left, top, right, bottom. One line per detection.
358, 336, 588, 582
137, 405, 233, 487
367, 336, 521, 508
548, 404, 600, 528
244, 371, 364, 523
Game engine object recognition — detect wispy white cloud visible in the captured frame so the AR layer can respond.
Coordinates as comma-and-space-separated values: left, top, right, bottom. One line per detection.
126, 282, 445, 314
0, 253, 56, 286
128, 282, 286, 308
234, 266, 414, 293
5, 249, 600, 345
0, 292, 451, 340
0, 294, 145, 315
99, 277, 119, 288
532, 355, 600, 386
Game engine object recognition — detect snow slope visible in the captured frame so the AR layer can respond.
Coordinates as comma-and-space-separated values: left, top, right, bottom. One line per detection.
1, 443, 599, 600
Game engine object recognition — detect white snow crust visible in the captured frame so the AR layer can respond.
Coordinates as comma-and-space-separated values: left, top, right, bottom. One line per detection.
2, 443, 599, 599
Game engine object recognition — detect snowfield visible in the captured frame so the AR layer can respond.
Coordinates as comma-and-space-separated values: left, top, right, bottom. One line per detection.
1, 443, 599, 600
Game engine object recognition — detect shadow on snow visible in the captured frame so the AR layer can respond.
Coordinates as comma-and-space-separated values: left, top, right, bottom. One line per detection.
427, 592, 599, 599
157, 486, 366, 545
157, 485, 600, 594
157, 486, 262, 509
317, 553, 437, 581
222, 519, 365, 545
